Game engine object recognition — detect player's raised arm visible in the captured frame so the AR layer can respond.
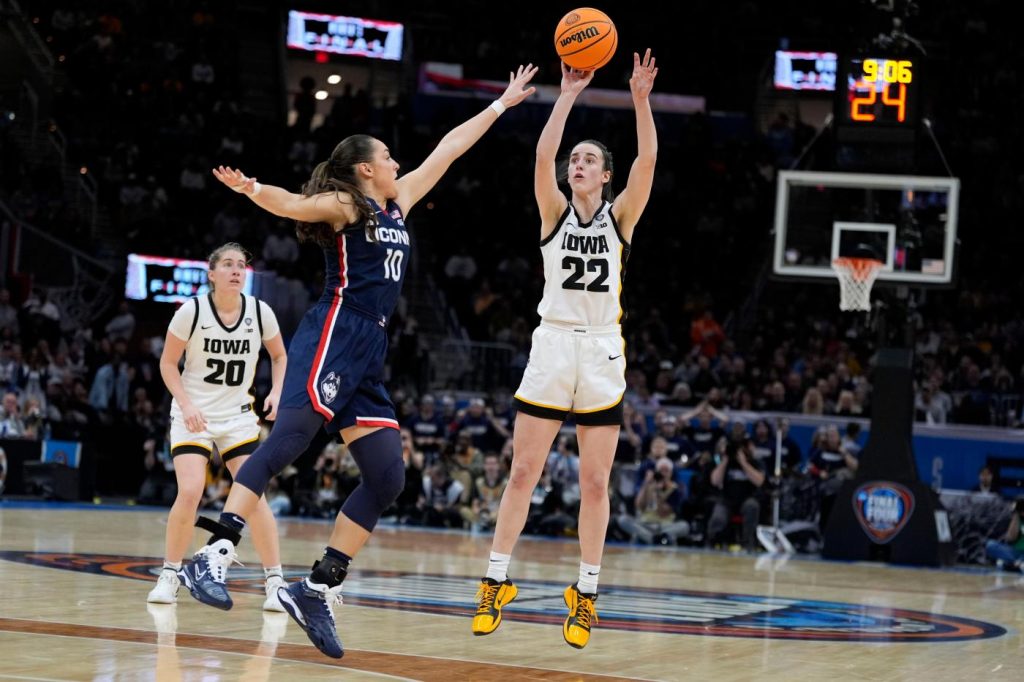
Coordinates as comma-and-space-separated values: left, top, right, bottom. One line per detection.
396, 64, 538, 216
536, 63, 593, 236
612, 49, 659, 242
212, 165, 359, 228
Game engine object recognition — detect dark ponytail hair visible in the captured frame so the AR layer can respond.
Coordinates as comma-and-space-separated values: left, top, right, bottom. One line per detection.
297, 134, 379, 246
557, 139, 616, 202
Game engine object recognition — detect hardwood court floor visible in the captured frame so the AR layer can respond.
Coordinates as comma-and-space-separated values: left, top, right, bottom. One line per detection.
0, 504, 1021, 681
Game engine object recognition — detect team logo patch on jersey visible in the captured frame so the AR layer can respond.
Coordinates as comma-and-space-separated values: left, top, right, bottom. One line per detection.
853, 481, 915, 544
0, 551, 1008, 642
320, 371, 341, 404
244, 317, 252, 326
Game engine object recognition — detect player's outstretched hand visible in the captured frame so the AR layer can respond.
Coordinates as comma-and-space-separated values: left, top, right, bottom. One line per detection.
498, 64, 539, 109
629, 49, 658, 100
212, 165, 258, 195
560, 60, 594, 95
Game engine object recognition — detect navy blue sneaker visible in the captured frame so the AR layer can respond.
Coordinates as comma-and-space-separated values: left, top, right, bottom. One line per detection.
277, 579, 344, 659
178, 539, 239, 611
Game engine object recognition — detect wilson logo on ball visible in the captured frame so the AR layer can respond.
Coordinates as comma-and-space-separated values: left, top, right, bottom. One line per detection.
560, 26, 601, 48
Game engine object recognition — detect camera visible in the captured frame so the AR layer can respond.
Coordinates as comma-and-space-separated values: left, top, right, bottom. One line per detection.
653, 471, 664, 483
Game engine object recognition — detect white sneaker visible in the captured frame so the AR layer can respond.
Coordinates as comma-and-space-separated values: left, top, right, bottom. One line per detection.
263, 575, 287, 612
147, 569, 180, 604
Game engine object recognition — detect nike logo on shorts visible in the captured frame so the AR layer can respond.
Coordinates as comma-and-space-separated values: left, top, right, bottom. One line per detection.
608, 354, 622, 360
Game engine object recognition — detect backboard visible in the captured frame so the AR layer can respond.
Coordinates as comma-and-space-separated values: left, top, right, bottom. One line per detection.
773, 171, 960, 285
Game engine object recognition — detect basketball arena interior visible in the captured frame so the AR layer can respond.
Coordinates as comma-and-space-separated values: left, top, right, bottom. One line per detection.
1, 1, 1022, 679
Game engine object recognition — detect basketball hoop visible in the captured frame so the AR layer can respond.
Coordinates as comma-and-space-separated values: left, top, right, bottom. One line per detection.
832, 257, 883, 312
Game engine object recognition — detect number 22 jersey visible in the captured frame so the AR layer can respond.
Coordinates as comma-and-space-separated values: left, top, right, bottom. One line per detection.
167, 293, 280, 421
536, 201, 630, 328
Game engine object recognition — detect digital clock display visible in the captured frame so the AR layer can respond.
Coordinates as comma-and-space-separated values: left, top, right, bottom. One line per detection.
842, 57, 918, 126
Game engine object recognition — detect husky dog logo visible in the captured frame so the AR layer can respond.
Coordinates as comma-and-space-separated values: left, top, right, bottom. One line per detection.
853, 481, 915, 543
320, 372, 341, 404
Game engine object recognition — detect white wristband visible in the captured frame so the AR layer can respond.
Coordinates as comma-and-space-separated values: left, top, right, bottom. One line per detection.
251, 181, 262, 196
489, 99, 506, 115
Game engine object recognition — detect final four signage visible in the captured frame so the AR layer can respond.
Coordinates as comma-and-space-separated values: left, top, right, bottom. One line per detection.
853, 481, 915, 543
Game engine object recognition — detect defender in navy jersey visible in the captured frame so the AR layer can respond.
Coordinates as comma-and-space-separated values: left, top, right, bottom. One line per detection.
281, 195, 411, 429
474, 51, 660, 650
178, 64, 538, 659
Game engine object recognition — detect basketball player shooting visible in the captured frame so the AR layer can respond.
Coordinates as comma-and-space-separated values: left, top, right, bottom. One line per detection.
473, 50, 658, 649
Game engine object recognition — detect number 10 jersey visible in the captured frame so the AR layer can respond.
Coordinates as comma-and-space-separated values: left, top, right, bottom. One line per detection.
536, 201, 630, 328
167, 293, 280, 422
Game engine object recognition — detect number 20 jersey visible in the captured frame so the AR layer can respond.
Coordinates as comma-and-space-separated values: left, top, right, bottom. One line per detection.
167, 293, 280, 422
536, 201, 631, 328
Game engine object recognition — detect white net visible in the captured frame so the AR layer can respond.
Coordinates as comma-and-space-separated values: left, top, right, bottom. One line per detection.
833, 257, 883, 312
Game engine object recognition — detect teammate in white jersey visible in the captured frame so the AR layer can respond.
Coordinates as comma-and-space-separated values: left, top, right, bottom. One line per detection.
147, 242, 289, 611
473, 51, 659, 648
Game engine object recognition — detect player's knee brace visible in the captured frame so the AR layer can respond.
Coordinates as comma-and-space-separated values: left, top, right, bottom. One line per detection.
341, 428, 405, 531
233, 406, 323, 495
366, 453, 406, 509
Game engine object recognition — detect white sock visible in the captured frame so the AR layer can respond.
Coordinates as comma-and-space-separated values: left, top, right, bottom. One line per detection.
264, 565, 283, 580
578, 562, 600, 594
486, 551, 511, 582
163, 560, 182, 572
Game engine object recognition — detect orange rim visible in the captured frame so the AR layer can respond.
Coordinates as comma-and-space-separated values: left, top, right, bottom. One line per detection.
833, 257, 883, 283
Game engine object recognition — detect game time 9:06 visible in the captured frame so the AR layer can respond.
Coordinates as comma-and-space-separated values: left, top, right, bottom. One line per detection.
847, 58, 915, 124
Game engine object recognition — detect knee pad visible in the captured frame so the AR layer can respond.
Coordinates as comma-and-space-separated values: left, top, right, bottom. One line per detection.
367, 455, 405, 509
343, 428, 405, 530
234, 408, 322, 494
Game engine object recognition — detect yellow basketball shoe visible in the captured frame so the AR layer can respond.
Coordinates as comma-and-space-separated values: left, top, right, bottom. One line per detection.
472, 577, 518, 635
562, 583, 599, 649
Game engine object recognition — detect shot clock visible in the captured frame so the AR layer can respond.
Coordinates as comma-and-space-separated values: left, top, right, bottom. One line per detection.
836, 55, 921, 142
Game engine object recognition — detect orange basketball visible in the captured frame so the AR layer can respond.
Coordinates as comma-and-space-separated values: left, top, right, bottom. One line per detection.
554, 8, 617, 71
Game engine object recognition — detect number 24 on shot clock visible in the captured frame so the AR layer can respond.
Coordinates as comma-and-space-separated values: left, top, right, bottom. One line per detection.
843, 57, 918, 126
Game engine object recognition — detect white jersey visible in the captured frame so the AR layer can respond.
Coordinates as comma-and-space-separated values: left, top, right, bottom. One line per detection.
536, 201, 630, 328
167, 294, 280, 422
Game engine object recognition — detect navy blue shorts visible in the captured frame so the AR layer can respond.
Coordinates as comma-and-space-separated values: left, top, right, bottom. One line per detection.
280, 301, 398, 433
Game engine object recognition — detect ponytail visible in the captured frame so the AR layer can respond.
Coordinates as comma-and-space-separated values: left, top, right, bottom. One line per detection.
296, 135, 379, 247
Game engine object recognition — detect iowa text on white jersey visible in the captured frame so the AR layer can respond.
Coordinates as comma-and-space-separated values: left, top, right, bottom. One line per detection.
536, 201, 630, 327
167, 294, 280, 421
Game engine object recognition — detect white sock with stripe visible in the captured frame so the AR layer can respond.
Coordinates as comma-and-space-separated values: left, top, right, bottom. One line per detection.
486, 551, 511, 582
578, 562, 600, 595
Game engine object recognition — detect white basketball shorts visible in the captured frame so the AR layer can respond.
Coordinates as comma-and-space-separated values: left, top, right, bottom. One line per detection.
169, 411, 261, 460
514, 321, 626, 425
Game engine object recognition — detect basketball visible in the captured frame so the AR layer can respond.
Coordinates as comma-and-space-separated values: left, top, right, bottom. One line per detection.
554, 8, 617, 71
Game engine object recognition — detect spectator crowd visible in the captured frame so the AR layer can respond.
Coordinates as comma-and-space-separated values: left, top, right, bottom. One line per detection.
1, 0, 1023, 563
